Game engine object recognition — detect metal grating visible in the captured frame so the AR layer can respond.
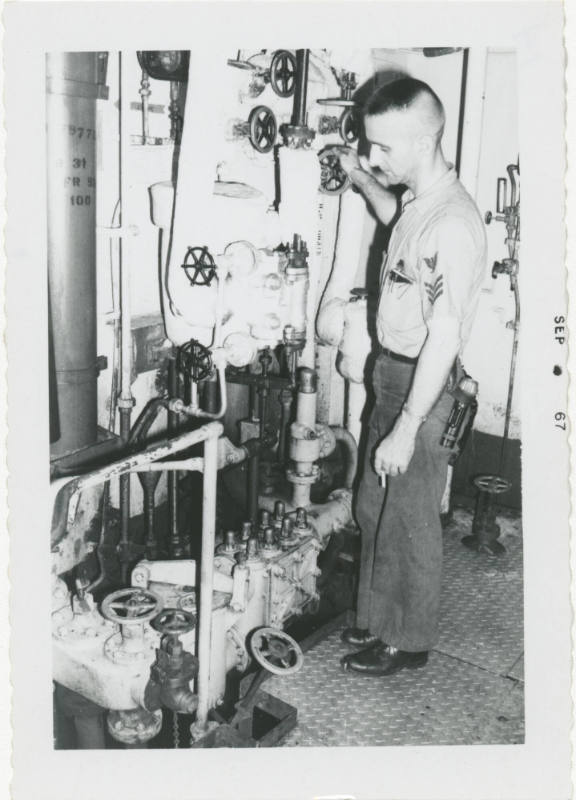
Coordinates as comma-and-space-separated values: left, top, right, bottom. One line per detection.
264, 508, 524, 747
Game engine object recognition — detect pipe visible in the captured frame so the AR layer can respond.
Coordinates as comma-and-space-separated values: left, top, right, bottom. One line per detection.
51, 422, 223, 528
345, 380, 366, 445
118, 51, 137, 576
47, 53, 103, 457
454, 48, 469, 178
292, 50, 310, 127
330, 426, 358, 489
171, 359, 228, 420
195, 428, 219, 730
499, 276, 520, 473
458, 48, 488, 198
167, 357, 183, 557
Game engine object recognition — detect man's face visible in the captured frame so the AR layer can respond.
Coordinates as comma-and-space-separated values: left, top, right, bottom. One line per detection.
364, 110, 421, 186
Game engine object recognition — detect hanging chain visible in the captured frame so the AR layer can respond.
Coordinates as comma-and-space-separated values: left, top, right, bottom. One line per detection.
172, 711, 180, 749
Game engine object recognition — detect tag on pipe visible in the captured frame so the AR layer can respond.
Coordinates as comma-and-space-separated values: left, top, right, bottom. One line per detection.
379, 471, 387, 489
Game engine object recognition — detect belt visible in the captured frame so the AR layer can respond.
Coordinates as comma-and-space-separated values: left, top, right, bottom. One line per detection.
381, 347, 418, 365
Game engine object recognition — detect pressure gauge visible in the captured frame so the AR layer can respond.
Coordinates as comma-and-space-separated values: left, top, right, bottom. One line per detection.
137, 51, 189, 81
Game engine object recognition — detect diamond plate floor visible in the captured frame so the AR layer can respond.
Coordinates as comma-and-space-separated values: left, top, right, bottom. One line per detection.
265, 508, 524, 747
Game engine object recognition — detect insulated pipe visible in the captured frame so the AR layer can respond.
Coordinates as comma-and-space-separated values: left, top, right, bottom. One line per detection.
345, 380, 366, 444
47, 53, 103, 457
167, 358, 182, 557
195, 430, 219, 731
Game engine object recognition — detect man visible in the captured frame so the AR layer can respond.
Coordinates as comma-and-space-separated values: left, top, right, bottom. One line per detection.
336, 78, 487, 676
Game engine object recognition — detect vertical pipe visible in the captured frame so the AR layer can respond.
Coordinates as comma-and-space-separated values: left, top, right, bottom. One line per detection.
291, 50, 310, 127
248, 381, 260, 524
167, 357, 183, 557
195, 430, 219, 729
47, 52, 102, 457
117, 52, 136, 576
454, 48, 469, 178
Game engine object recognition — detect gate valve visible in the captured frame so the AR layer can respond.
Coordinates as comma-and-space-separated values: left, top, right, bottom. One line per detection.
101, 588, 163, 664
248, 105, 278, 153
318, 148, 351, 195
249, 627, 304, 675
181, 245, 217, 286
319, 108, 360, 144
177, 338, 214, 382
270, 50, 297, 97
144, 609, 199, 715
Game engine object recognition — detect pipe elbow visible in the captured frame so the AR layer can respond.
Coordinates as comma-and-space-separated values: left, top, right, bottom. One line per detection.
330, 426, 358, 488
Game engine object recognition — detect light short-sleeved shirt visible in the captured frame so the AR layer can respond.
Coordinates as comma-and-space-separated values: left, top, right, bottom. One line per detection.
376, 166, 487, 359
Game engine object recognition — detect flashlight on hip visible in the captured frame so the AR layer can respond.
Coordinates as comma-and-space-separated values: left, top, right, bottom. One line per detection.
441, 376, 478, 448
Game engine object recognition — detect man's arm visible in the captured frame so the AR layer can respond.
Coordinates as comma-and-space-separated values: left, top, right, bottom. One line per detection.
335, 149, 398, 227
373, 317, 460, 478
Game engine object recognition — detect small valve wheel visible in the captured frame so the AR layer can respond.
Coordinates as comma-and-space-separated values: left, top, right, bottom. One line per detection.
177, 339, 214, 382
270, 50, 297, 97
181, 245, 217, 287
101, 588, 163, 625
250, 627, 304, 675
318, 150, 351, 195
339, 107, 359, 144
248, 105, 277, 154
152, 608, 196, 636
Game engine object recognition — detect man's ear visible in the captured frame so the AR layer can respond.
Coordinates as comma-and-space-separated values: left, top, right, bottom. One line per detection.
416, 134, 435, 156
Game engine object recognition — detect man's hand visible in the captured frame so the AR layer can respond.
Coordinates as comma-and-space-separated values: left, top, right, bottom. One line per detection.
373, 413, 420, 478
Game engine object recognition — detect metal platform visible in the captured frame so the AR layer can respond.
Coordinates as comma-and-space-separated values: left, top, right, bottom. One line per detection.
265, 508, 524, 746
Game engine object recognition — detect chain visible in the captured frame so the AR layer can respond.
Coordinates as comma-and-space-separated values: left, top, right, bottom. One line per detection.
172, 711, 180, 749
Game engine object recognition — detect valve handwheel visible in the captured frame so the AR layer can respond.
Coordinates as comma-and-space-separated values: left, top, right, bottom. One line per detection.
181, 246, 217, 287
101, 588, 163, 625
270, 50, 297, 98
339, 108, 359, 145
177, 339, 213, 382
152, 608, 196, 636
248, 106, 277, 154
250, 627, 304, 675
318, 150, 351, 195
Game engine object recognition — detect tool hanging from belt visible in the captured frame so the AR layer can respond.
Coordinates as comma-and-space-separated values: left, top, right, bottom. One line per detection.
441, 374, 478, 460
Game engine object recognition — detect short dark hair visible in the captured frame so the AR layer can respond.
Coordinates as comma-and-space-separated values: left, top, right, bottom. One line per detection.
364, 77, 443, 119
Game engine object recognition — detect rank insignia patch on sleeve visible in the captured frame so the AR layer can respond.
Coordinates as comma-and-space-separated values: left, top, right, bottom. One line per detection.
424, 274, 444, 305
423, 252, 438, 272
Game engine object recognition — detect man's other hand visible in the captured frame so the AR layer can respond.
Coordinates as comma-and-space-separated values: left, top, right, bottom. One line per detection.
373, 416, 419, 478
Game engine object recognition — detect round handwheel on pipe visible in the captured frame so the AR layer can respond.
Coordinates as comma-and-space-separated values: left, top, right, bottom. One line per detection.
181, 245, 217, 287
270, 50, 296, 97
152, 608, 196, 636
248, 105, 277, 153
339, 107, 360, 145
177, 339, 214, 382
249, 627, 304, 675
318, 150, 351, 195
101, 588, 163, 625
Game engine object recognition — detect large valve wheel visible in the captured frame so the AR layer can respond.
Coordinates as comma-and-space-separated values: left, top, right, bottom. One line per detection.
177, 339, 213, 382
101, 588, 163, 625
152, 608, 196, 636
339, 107, 359, 145
473, 474, 512, 494
181, 245, 217, 287
248, 105, 277, 154
270, 50, 297, 98
250, 627, 304, 675
319, 150, 351, 195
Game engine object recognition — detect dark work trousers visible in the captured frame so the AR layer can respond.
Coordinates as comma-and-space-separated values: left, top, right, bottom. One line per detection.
354, 352, 454, 652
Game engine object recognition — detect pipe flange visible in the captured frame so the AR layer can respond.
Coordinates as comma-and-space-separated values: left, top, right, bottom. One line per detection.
280, 123, 316, 149
107, 708, 163, 746
286, 465, 320, 485
103, 627, 157, 665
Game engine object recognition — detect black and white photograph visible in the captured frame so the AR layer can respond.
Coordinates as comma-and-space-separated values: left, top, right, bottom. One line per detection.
3, 3, 571, 799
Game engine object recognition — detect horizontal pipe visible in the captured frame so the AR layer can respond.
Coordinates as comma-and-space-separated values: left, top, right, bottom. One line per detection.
50, 422, 223, 526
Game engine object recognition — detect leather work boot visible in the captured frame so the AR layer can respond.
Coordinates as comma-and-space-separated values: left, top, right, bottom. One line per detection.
340, 627, 381, 648
341, 642, 429, 676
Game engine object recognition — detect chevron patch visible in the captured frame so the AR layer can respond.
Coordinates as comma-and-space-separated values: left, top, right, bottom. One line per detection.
423, 252, 438, 272
424, 274, 444, 305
